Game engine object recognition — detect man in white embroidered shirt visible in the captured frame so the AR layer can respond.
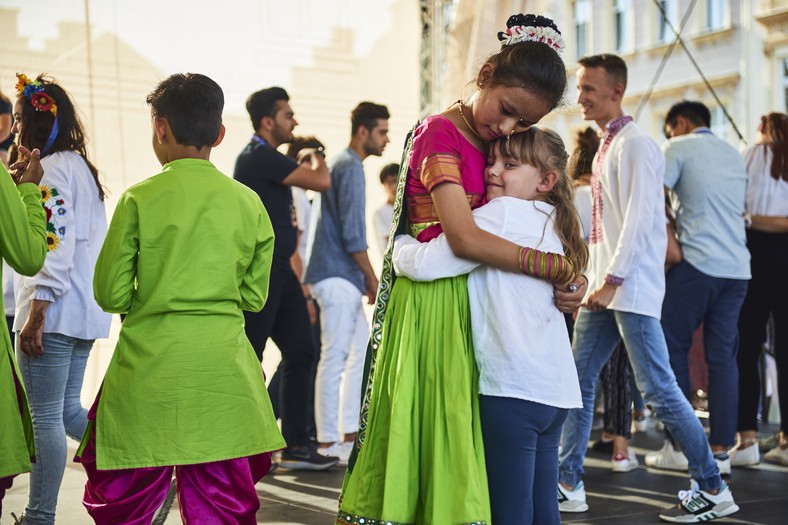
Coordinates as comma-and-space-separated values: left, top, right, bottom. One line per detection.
556, 54, 739, 524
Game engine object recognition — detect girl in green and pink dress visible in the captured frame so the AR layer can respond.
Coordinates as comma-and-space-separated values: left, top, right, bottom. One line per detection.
337, 14, 586, 525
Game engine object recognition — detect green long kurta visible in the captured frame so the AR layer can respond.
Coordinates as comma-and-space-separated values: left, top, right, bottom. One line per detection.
0, 168, 47, 479
85, 158, 285, 470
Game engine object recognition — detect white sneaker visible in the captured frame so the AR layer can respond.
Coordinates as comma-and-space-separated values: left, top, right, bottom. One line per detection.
658, 480, 739, 523
558, 481, 589, 513
322, 441, 353, 464
632, 414, 648, 433
713, 453, 730, 477
612, 447, 639, 473
729, 443, 760, 467
646, 441, 688, 471
764, 445, 788, 466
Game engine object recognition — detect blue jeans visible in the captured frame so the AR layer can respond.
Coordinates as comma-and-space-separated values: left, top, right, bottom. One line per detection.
662, 261, 748, 448
480, 395, 567, 525
16, 333, 94, 525
559, 309, 721, 492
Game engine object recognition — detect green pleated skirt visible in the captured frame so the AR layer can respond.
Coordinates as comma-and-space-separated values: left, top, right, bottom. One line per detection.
337, 275, 490, 525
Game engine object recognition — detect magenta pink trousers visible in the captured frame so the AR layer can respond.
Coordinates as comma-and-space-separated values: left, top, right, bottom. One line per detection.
79, 402, 272, 525
0, 475, 15, 519
1, 359, 28, 519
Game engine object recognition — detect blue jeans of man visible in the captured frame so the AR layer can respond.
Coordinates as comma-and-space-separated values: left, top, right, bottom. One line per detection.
558, 309, 721, 492
662, 261, 748, 448
16, 333, 94, 525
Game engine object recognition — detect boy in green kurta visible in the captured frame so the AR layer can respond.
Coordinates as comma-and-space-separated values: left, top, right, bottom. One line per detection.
0, 148, 47, 520
77, 73, 285, 525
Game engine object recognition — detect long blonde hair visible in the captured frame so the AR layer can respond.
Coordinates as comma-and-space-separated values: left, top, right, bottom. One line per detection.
494, 128, 589, 274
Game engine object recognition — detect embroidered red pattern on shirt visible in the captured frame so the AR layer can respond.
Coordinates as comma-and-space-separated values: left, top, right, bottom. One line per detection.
589, 115, 633, 244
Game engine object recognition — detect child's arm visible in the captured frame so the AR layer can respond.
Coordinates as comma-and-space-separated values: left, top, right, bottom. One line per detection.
394, 200, 526, 281
0, 163, 47, 277
393, 233, 479, 281
239, 200, 275, 312
93, 192, 139, 313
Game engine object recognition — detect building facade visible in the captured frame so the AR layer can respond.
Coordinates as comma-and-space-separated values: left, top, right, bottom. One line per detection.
429, 0, 788, 147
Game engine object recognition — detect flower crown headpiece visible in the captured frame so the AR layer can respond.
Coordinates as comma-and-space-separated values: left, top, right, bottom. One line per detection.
497, 14, 565, 54
15, 73, 58, 116
15, 73, 59, 155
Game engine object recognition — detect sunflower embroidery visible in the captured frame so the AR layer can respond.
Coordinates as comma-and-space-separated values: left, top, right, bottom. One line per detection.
40, 185, 53, 202
39, 184, 66, 252
46, 232, 60, 251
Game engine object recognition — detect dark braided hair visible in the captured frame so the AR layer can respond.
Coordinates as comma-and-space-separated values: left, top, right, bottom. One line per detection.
484, 14, 567, 111
497, 14, 561, 44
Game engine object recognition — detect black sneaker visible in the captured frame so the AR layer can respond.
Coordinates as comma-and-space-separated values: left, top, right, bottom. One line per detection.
279, 445, 339, 471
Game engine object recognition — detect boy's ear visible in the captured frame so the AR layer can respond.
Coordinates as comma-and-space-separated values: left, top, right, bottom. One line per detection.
538, 170, 559, 193
212, 124, 226, 148
153, 117, 169, 143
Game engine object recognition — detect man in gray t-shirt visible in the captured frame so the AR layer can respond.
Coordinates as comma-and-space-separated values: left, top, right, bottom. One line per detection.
304, 101, 390, 460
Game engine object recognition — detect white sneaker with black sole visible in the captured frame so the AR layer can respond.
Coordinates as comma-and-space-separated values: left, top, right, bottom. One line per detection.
558, 481, 589, 513
658, 480, 739, 523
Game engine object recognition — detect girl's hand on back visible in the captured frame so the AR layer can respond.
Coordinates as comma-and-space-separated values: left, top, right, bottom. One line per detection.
554, 274, 587, 313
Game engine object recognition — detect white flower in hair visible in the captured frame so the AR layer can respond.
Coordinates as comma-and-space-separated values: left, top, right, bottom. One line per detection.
502, 25, 566, 53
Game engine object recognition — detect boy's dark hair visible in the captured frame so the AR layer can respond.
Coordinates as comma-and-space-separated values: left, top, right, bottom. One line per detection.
246, 87, 289, 131
286, 135, 325, 160
147, 73, 224, 149
578, 54, 628, 91
379, 163, 399, 183
351, 102, 390, 135
665, 100, 711, 128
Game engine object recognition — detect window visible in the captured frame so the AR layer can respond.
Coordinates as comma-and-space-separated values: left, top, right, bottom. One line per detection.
705, 0, 727, 31
574, 0, 591, 60
710, 106, 729, 141
613, 0, 631, 53
657, 0, 678, 43
783, 57, 788, 112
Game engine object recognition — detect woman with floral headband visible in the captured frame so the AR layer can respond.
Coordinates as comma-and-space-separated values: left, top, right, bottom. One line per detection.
11, 74, 111, 525
337, 14, 585, 525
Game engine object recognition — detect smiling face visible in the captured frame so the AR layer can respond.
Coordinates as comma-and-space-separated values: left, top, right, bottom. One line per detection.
576, 66, 623, 128
484, 142, 550, 201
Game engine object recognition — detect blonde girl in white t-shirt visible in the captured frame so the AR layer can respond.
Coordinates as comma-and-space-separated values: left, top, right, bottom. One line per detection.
393, 127, 588, 525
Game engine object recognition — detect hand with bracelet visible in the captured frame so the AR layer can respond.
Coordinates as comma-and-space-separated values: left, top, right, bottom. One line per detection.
517, 245, 587, 313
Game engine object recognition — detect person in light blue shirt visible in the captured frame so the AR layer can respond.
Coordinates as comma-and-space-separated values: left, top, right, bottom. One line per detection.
304, 102, 390, 461
647, 100, 750, 476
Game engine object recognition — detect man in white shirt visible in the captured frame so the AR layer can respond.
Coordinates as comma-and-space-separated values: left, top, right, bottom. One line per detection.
646, 101, 750, 474
557, 54, 739, 524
